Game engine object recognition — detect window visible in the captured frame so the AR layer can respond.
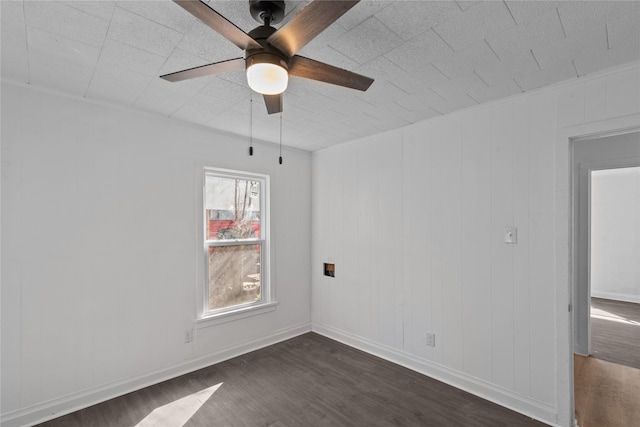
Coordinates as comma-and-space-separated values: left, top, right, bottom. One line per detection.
202, 168, 273, 320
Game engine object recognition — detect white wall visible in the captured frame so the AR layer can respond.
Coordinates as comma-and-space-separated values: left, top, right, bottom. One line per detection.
591, 167, 640, 303
0, 82, 312, 426
312, 62, 640, 426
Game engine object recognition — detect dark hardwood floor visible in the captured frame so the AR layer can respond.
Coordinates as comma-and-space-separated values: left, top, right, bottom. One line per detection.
37, 333, 546, 427
591, 297, 640, 369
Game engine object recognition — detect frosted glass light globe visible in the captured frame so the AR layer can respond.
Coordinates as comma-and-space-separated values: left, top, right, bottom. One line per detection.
246, 62, 288, 95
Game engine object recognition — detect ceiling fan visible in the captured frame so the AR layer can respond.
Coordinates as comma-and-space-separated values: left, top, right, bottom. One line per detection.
160, 0, 375, 115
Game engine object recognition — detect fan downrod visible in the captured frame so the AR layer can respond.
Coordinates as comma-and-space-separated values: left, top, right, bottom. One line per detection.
250, 0, 285, 25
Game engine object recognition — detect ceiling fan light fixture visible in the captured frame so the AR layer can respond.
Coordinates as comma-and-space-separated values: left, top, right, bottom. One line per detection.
246, 53, 289, 95
163, 0, 374, 115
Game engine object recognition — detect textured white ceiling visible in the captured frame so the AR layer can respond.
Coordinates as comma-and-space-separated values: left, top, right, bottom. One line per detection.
2, 0, 639, 151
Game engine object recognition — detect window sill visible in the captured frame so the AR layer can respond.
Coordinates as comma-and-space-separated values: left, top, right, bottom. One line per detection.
196, 301, 278, 329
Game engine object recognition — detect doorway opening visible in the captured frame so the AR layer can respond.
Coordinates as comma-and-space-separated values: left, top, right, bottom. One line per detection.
589, 166, 640, 367
573, 132, 640, 359
572, 131, 640, 427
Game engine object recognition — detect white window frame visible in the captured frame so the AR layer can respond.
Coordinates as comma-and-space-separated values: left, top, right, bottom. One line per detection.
197, 167, 276, 327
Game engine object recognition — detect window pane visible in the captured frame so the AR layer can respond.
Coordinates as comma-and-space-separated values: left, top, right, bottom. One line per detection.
208, 244, 262, 310
205, 175, 261, 241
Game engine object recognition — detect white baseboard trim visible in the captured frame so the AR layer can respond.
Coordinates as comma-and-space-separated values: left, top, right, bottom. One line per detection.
1, 322, 311, 427
312, 323, 563, 427
591, 291, 640, 304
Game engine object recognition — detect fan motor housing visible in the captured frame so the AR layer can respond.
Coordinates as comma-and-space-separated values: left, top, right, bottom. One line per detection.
247, 24, 278, 42
246, 23, 287, 69
250, 0, 285, 25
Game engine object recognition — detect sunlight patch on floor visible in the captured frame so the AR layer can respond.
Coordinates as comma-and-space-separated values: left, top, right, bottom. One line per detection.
135, 383, 223, 427
592, 307, 640, 326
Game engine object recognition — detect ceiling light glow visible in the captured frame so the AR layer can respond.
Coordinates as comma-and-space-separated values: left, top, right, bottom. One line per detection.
246, 62, 288, 95
245, 52, 288, 95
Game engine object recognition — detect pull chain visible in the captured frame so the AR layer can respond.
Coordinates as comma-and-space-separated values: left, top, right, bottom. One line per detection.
279, 111, 283, 165
249, 92, 254, 156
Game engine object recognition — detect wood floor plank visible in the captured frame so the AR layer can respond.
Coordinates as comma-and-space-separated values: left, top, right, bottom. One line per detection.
37, 333, 546, 427
591, 297, 640, 369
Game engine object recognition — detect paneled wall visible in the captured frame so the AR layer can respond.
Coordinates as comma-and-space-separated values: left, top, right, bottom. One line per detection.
1, 82, 312, 426
312, 62, 640, 426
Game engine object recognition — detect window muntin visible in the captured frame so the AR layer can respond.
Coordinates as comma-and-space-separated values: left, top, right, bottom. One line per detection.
204, 170, 268, 316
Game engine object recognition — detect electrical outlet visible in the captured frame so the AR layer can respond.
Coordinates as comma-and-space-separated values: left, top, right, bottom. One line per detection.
426, 332, 435, 347
504, 227, 518, 244
184, 329, 194, 344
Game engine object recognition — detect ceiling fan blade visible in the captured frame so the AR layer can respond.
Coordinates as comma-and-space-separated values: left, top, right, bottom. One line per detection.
263, 94, 283, 115
267, 0, 360, 57
289, 55, 374, 91
174, 0, 261, 50
160, 57, 245, 82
